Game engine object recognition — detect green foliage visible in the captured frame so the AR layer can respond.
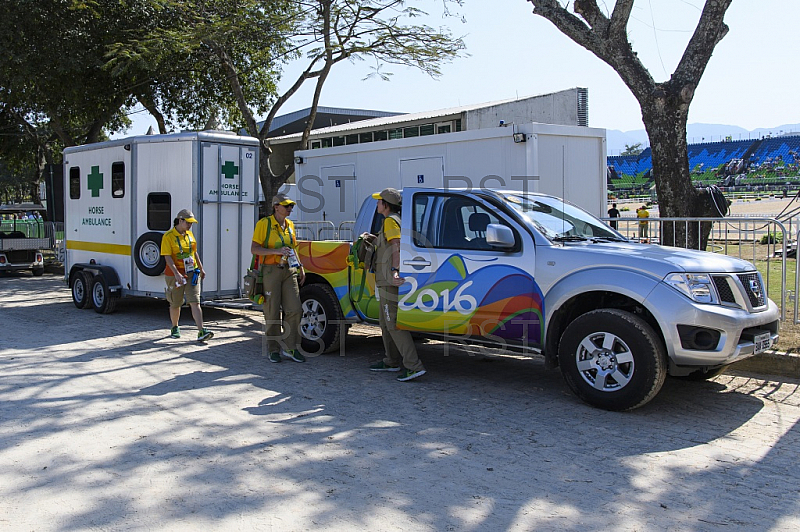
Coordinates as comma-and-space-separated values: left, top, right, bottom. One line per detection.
760, 232, 783, 244
621, 143, 643, 156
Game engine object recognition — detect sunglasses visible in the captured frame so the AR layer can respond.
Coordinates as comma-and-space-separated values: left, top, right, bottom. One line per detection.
279, 203, 295, 209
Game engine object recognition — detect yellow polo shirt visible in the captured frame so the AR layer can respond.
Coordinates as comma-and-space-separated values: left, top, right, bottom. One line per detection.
160, 227, 197, 276
252, 215, 298, 266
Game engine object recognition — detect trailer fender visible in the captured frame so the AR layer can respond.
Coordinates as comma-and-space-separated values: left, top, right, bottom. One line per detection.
69, 263, 123, 295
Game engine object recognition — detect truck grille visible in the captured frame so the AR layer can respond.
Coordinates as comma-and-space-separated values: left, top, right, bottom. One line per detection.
712, 276, 736, 304
738, 273, 766, 308
711, 273, 767, 309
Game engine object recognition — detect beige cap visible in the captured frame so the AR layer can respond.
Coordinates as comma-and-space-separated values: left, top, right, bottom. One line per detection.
272, 193, 296, 206
371, 188, 401, 206
176, 208, 198, 223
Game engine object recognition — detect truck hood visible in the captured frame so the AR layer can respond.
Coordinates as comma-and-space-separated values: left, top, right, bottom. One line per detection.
550, 241, 758, 276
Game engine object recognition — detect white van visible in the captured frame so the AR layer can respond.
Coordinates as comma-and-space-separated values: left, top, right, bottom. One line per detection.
63, 131, 260, 313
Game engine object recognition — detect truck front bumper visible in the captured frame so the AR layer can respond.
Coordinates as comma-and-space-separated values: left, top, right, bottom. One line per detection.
646, 283, 780, 369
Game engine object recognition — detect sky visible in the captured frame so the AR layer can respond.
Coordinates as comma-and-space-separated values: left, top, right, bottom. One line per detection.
122, 0, 800, 139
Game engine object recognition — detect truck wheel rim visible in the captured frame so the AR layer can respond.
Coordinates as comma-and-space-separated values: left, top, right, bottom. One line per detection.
574, 331, 635, 392
139, 242, 161, 268
93, 284, 105, 306
73, 280, 85, 301
301, 299, 327, 340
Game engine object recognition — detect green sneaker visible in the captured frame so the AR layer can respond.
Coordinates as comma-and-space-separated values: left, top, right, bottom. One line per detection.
170, 326, 181, 338
282, 349, 306, 363
397, 368, 426, 382
197, 329, 214, 342
268, 352, 282, 363
370, 361, 401, 372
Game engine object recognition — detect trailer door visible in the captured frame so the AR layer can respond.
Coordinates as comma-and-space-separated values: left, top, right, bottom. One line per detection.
199, 141, 259, 299
400, 157, 444, 190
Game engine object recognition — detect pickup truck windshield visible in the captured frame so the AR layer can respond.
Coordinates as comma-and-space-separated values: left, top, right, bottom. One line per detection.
500, 193, 623, 242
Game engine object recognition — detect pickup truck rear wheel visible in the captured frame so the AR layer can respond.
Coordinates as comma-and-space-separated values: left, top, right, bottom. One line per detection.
71, 271, 93, 309
90, 274, 117, 314
300, 283, 343, 354
558, 309, 666, 411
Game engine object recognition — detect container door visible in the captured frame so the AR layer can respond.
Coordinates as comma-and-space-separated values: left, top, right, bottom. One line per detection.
400, 157, 444, 190
198, 142, 259, 299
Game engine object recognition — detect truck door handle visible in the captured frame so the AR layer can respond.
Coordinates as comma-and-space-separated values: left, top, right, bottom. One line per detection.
404, 258, 431, 268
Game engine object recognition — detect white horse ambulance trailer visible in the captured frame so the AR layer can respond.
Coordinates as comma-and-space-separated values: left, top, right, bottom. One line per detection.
292, 122, 607, 230
63, 131, 260, 313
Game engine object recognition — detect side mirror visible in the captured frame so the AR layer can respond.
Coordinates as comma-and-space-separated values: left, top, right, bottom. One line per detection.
486, 224, 515, 249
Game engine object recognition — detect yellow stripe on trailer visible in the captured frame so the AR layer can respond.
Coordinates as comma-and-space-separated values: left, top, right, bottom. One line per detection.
67, 240, 131, 255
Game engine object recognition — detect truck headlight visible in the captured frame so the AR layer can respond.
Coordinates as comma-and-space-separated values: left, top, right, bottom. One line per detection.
664, 273, 718, 304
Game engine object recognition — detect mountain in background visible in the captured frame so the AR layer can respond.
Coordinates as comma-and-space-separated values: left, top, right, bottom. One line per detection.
606, 123, 800, 156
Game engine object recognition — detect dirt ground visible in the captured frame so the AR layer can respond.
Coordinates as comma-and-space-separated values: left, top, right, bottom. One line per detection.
2, 274, 800, 530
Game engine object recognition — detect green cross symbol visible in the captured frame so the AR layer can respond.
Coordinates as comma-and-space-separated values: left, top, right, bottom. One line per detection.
87, 166, 103, 197
221, 160, 239, 180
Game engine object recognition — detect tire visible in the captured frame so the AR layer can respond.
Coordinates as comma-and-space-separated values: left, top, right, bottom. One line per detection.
558, 309, 667, 411
71, 271, 93, 309
300, 283, 344, 354
674, 365, 729, 381
133, 232, 166, 276
32, 267, 44, 277
90, 274, 118, 314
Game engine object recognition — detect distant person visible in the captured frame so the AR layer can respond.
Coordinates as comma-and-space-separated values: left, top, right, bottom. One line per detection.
607, 203, 620, 230
637, 205, 650, 240
161, 209, 213, 342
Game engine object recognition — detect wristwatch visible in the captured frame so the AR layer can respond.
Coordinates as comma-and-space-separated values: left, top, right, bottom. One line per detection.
391, 267, 400, 272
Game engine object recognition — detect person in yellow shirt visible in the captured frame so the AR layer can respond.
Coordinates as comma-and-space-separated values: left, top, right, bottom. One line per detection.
366, 188, 426, 382
251, 193, 306, 363
160, 208, 213, 341
637, 205, 650, 240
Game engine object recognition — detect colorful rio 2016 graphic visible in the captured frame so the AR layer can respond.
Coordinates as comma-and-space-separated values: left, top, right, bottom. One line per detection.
397, 255, 544, 343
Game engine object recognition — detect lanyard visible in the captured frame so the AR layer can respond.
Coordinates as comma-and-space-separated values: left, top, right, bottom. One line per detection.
176, 232, 193, 254
271, 217, 294, 247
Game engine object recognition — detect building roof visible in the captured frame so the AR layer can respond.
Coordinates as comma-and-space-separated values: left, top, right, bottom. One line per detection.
268, 95, 538, 142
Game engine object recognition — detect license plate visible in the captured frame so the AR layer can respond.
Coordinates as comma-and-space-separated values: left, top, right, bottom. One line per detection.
754, 332, 770, 354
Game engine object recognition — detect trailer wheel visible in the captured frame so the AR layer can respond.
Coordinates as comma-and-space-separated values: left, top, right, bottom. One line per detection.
32, 267, 44, 277
71, 271, 93, 309
134, 232, 166, 276
90, 274, 117, 314
558, 309, 666, 411
300, 283, 344, 354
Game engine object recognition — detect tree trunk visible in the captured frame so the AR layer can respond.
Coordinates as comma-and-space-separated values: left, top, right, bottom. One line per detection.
641, 92, 723, 251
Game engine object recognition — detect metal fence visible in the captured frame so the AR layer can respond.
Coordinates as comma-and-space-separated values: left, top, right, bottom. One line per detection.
608, 216, 792, 322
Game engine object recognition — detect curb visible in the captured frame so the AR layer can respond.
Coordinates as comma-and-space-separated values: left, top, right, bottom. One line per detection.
728, 350, 800, 379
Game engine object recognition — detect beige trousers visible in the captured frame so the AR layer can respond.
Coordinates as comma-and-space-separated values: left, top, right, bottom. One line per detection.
377, 285, 424, 372
261, 264, 302, 353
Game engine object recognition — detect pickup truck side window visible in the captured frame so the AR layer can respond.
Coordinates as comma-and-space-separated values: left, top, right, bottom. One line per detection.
413, 193, 512, 251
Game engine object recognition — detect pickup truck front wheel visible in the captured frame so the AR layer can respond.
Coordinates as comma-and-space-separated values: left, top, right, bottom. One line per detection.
558, 309, 666, 411
300, 283, 343, 354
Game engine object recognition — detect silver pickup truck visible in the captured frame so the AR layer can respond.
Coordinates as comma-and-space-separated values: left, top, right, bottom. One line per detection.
298, 188, 780, 410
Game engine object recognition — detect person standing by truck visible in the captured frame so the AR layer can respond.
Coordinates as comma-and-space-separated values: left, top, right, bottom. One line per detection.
367, 188, 426, 382
250, 193, 306, 363
161, 209, 213, 341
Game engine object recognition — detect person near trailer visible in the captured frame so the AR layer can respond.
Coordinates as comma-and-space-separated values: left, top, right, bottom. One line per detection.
161, 208, 214, 342
250, 193, 306, 363
367, 188, 426, 382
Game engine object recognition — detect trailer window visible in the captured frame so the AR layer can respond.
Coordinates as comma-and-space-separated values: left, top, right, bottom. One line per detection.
111, 162, 125, 198
69, 167, 81, 199
147, 193, 172, 231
